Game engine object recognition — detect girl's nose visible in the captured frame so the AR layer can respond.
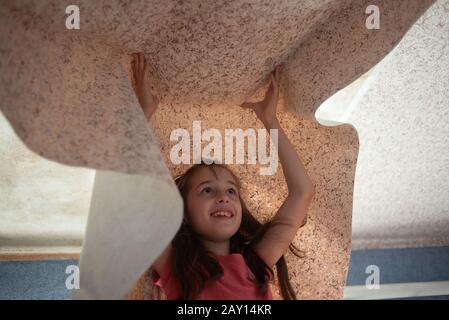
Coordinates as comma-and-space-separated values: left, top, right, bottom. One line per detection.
216, 191, 230, 203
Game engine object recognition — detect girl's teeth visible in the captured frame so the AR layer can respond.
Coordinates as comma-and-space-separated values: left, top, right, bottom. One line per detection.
212, 211, 232, 217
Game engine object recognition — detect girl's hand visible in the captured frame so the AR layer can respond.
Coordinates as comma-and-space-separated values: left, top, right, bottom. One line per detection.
240, 64, 283, 127
131, 52, 159, 121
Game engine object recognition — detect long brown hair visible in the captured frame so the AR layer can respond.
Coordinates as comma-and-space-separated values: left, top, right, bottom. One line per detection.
161, 161, 305, 300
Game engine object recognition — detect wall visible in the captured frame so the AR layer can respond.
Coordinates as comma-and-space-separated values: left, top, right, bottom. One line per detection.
2, 246, 448, 300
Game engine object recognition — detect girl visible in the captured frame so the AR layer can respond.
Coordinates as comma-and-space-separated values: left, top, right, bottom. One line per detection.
131, 53, 315, 300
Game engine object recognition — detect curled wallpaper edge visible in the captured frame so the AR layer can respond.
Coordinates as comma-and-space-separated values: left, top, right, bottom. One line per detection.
284, 0, 436, 121
73, 170, 183, 300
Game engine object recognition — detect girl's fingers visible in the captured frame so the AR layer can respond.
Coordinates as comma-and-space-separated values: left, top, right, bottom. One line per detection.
270, 73, 277, 88
137, 53, 143, 73
275, 64, 283, 82
131, 53, 135, 71
132, 53, 144, 84
136, 53, 140, 73
131, 55, 137, 83
143, 57, 148, 77
240, 102, 257, 109
141, 53, 145, 72
133, 53, 139, 73
276, 65, 282, 82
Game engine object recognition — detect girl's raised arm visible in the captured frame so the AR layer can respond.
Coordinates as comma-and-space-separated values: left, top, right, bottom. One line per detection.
131, 52, 159, 122
131, 53, 171, 276
240, 65, 316, 268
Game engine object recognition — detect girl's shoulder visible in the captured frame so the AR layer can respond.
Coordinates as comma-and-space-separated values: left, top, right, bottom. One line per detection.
151, 243, 172, 279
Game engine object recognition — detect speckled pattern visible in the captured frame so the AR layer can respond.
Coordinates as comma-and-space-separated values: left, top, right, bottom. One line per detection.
284, 0, 436, 119
348, 0, 449, 250
0, 0, 433, 299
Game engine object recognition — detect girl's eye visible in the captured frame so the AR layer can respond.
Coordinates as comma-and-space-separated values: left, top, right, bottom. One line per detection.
228, 188, 237, 195
202, 187, 212, 194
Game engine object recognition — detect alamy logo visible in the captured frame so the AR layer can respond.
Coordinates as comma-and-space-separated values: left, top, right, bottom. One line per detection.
365, 5, 380, 30
365, 265, 380, 289
65, 265, 80, 290
170, 120, 278, 175
65, 5, 80, 30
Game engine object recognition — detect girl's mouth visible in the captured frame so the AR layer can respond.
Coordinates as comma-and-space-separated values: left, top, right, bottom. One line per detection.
210, 210, 234, 218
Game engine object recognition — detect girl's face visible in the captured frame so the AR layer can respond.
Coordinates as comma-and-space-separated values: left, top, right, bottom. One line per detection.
185, 166, 243, 243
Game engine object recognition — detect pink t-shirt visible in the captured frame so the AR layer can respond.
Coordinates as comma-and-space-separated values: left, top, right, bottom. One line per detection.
152, 253, 273, 300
